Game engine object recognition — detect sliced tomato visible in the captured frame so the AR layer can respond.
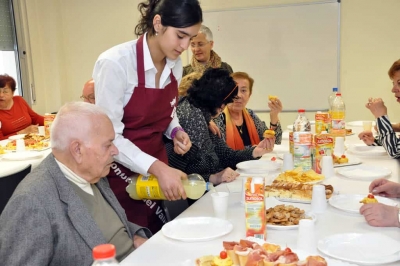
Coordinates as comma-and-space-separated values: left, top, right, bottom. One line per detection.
367, 194, 375, 199
271, 157, 276, 161
341, 155, 346, 158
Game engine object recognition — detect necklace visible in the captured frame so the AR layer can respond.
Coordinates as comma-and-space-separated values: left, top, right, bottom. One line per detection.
237, 125, 243, 134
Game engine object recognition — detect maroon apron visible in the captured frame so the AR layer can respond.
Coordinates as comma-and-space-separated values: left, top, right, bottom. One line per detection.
108, 35, 178, 234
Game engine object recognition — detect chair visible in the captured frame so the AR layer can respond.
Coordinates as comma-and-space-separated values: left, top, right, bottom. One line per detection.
162, 199, 189, 222
0, 164, 31, 215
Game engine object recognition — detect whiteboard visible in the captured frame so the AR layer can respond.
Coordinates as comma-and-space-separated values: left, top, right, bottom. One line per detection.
203, 1, 339, 112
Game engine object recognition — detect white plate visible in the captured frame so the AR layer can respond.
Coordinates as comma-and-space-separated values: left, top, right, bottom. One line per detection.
162, 217, 233, 242
337, 165, 391, 180
328, 194, 398, 214
8, 134, 26, 140
2, 151, 44, 161
333, 156, 362, 168
236, 160, 281, 174
318, 233, 400, 265
346, 121, 376, 127
348, 144, 387, 156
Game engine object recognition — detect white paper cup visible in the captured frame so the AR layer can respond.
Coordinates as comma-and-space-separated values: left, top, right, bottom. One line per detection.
283, 153, 294, 171
311, 185, 327, 214
297, 219, 317, 254
38, 126, 45, 136
321, 155, 334, 178
16, 139, 26, 152
211, 192, 229, 219
334, 136, 345, 155
363, 121, 373, 131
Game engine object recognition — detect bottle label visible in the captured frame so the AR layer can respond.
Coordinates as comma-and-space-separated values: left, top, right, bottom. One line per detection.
331, 119, 346, 137
136, 175, 165, 200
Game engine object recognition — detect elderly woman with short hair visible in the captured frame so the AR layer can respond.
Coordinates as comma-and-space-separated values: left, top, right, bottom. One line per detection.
214, 71, 283, 150
0, 74, 44, 140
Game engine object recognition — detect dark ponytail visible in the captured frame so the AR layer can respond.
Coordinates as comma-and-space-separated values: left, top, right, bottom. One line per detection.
135, 0, 203, 37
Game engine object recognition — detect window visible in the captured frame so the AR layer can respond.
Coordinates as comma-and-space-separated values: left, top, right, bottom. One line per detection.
0, 0, 34, 103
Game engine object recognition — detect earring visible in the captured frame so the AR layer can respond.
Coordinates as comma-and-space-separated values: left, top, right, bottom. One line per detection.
155, 31, 158, 36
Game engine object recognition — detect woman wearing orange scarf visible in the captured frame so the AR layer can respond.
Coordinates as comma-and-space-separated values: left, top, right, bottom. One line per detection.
214, 72, 282, 150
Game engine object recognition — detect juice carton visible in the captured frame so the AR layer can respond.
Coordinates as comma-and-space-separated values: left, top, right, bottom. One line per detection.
314, 132, 334, 174
244, 177, 266, 240
293, 132, 313, 170
44, 113, 56, 137
315, 112, 331, 134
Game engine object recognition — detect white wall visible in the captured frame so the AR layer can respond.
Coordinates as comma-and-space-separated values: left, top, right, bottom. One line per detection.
23, 0, 400, 128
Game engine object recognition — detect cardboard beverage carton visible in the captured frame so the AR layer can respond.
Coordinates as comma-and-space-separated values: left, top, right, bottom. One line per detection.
314, 132, 335, 174
315, 112, 331, 134
244, 177, 266, 240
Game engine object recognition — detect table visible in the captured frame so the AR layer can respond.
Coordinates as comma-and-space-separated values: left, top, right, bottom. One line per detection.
121, 127, 400, 266
0, 149, 51, 178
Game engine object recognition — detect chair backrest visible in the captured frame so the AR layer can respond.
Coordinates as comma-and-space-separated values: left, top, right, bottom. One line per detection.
0, 164, 32, 215
162, 199, 189, 222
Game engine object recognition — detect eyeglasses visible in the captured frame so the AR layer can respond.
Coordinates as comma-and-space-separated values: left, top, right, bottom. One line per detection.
190, 41, 210, 48
0, 88, 12, 95
80, 94, 95, 101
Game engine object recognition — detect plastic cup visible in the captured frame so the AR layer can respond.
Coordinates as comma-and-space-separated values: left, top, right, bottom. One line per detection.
363, 121, 372, 131
297, 219, 317, 254
283, 153, 294, 171
211, 192, 229, 219
321, 155, 334, 178
240, 178, 246, 205
311, 185, 327, 214
334, 137, 345, 155
16, 139, 26, 152
38, 126, 45, 136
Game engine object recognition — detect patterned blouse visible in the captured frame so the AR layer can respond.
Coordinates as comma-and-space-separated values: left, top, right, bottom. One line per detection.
165, 97, 257, 182
371, 115, 400, 158
213, 108, 283, 146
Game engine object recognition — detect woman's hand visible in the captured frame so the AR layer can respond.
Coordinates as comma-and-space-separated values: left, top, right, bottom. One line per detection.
208, 120, 221, 137
369, 178, 400, 198
359, 203, 400, 227
358, 131, 375, 145
268, 98, 282, 124
366, 98, 387, 118
253, 137, 275, 158
209, 168, 239, 185
18, 124, 39, 135
148, 161, 187, 201
173, 130, 192, 155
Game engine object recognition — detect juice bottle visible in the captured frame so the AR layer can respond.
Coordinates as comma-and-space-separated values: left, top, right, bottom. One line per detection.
293, 132, 313, 170
315, 111, 331, 134
126, 173, 213, 200
331, 93, 346, 138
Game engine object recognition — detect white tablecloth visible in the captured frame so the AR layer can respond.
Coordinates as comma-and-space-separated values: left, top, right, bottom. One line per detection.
0, 149, 51, 178
121, 127, 400, 266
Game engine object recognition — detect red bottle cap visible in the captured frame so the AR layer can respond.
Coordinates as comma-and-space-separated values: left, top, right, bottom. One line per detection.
298, 109, 305, 112
336, 93, 341, 96
93, 244, 116, 260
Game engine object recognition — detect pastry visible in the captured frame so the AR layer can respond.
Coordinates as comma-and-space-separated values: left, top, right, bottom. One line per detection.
263, 129, 276, 139
268, 95, 278, 101
359, 194, 378, 204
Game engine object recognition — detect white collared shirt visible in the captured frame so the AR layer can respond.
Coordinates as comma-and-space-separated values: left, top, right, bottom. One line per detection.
55, 158, 94, 196
93, 33, 182, 175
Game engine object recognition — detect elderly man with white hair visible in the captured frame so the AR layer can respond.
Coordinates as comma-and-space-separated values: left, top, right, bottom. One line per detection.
183, 24, 233, 77
0, 102, 151, 266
